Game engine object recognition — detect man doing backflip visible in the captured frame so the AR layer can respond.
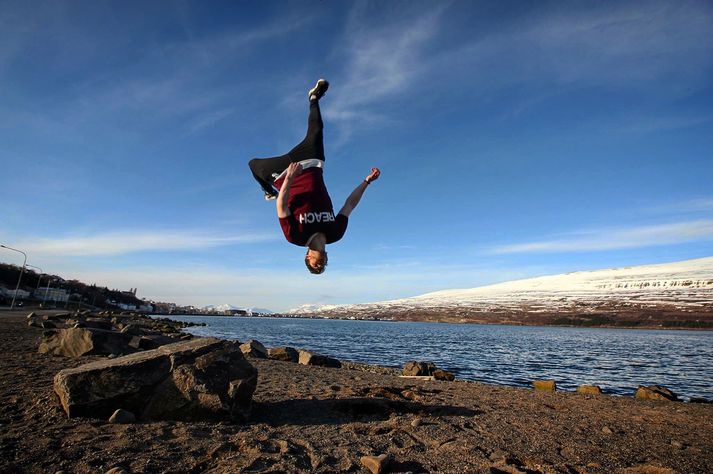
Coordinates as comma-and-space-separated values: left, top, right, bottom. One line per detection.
248, 79, 380, 274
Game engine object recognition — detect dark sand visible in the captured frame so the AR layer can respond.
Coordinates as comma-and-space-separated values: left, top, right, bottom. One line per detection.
1, 311, 711, 474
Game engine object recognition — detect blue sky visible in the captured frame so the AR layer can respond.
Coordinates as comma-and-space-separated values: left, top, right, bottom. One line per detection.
1, 0, 712, 311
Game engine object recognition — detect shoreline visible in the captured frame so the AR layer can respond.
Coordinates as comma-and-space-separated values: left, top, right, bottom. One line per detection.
2, 310, 712, 473
162, 312, 713, 331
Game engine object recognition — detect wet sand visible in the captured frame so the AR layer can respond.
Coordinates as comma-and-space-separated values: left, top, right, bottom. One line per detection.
1, 310, 711, 473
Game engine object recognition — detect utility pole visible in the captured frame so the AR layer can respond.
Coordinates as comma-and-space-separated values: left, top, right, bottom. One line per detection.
1, 244, 27, 310
26, 264, 44, 304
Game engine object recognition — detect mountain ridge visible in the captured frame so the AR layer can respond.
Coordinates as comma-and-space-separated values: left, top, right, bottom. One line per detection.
289, 257, 713, 328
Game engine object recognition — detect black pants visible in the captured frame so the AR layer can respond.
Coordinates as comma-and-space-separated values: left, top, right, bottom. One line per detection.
248, 101, 325, 195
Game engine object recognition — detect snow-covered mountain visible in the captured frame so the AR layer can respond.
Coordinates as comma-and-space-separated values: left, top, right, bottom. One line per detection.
203, 304, 273, 314
289, 257, 713, 325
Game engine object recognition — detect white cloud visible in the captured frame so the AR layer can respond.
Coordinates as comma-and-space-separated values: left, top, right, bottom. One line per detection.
492, 220, 713, 254
10, 230, 277, 257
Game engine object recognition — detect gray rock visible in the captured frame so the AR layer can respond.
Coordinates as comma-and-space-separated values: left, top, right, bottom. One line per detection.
360, 454, 390, 474
403, 361, 436, 376
39, 328, 135, 358
635, 385, 678, 401
298, 350, 341, 368
28, 318, 43, 328
532, 380, 557, 392
104, 467, 129, 474
577, 384, 603, 395
120, 324, 144, 336
83, 318, 113, 331
268, 346, 299, 362
433, 368, 455, 381
54, 338, 257, 422
239, 339, 268, 358
108, 409, 136, 424
144, 343, 258, 422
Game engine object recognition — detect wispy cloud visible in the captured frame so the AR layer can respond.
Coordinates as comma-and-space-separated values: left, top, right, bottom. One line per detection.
492, 220, 713, 254
645, 198, 713, 215
325, 4, 447, 141
9, 230, 277, 257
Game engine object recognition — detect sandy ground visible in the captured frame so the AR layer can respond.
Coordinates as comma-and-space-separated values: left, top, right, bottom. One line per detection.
1, 311, 712, 474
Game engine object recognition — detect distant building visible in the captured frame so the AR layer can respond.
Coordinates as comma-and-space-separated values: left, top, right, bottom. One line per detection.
34, 287, 69, 303
118, 303, 137, 311
2, 288, 31, 299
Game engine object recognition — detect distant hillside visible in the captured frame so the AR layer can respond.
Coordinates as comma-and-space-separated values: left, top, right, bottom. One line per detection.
0, 263, 145, 310
290, 257, 713, 328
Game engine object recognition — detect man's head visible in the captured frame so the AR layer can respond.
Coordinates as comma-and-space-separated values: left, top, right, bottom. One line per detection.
305, 249, 328, 274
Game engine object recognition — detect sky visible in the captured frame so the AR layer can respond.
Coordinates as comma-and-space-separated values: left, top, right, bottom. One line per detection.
1, 0, 712, 311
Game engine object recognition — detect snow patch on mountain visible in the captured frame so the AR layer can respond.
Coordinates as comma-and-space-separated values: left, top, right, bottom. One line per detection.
203, 304, 273, 314
290, 257, 713, 315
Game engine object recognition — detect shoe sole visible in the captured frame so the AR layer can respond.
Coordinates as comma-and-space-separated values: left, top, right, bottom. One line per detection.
308, 79, 329, 100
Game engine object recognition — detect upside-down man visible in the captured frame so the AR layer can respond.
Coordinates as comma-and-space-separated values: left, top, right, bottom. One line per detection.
248, 79, 381, 274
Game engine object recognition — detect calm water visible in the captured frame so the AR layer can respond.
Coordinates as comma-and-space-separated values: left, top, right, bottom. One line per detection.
166, 316, 713, 400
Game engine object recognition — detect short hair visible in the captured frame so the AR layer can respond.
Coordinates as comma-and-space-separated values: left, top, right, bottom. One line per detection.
304, 250, 328, 274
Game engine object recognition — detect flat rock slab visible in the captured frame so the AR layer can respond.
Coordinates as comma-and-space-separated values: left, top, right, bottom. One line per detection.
298, 350, 341, 368
54, 337, 257, 421
39, 328, 135, 357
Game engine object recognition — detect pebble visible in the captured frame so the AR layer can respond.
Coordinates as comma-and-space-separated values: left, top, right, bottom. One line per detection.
411, 417, 423, 428
671, 440, 684, 449
601, 426, 613, 434
105, 468, 129, 474
108, 409, 136, 424
360, 453, 390, 474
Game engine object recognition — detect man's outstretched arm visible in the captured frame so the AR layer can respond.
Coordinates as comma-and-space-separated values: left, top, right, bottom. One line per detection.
338, 168, 380, 217
277, 163, 303, 218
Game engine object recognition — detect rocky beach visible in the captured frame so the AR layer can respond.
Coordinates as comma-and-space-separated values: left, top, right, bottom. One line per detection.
1, 310, 712, 474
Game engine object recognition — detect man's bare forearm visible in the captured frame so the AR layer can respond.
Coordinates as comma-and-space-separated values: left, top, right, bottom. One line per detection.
347, 181, 368, 209
276, 178, 293, 218
339, 180, 369, 217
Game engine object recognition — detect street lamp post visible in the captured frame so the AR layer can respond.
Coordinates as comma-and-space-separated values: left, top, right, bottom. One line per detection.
26, 264, 44, 304
1, 244, 28, 310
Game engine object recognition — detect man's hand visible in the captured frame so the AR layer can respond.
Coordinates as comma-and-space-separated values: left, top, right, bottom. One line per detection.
365, 167, 381, 184
286, 162, 303, 181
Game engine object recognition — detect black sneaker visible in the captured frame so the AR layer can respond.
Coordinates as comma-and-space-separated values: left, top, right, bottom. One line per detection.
264, 191, 277, 201
308, 79, 329, 101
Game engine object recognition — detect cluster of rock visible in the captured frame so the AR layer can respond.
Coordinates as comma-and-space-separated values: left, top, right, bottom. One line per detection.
401, 360, 455, 381
531, 379, 703, 402
54, 337, 257, 422
239, 339, 342, 368
29, 311, 201, 357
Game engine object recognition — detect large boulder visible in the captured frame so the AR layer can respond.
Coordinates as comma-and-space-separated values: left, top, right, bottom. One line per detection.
298, 350, 341, 368
144, 343, 257, 421
239, 339, 267, 358
53, 337, 257, 421
39, 328, 135, 357
268, 346, 299, 362
635, 385, 679, 401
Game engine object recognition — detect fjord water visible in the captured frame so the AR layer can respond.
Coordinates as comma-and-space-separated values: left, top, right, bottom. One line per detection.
169, 316, 713, 400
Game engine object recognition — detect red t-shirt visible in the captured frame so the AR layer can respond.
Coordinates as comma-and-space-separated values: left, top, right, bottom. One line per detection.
275, 167, 348, 246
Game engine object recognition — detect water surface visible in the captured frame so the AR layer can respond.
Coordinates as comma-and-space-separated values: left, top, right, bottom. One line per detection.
166, 315, 713, 400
